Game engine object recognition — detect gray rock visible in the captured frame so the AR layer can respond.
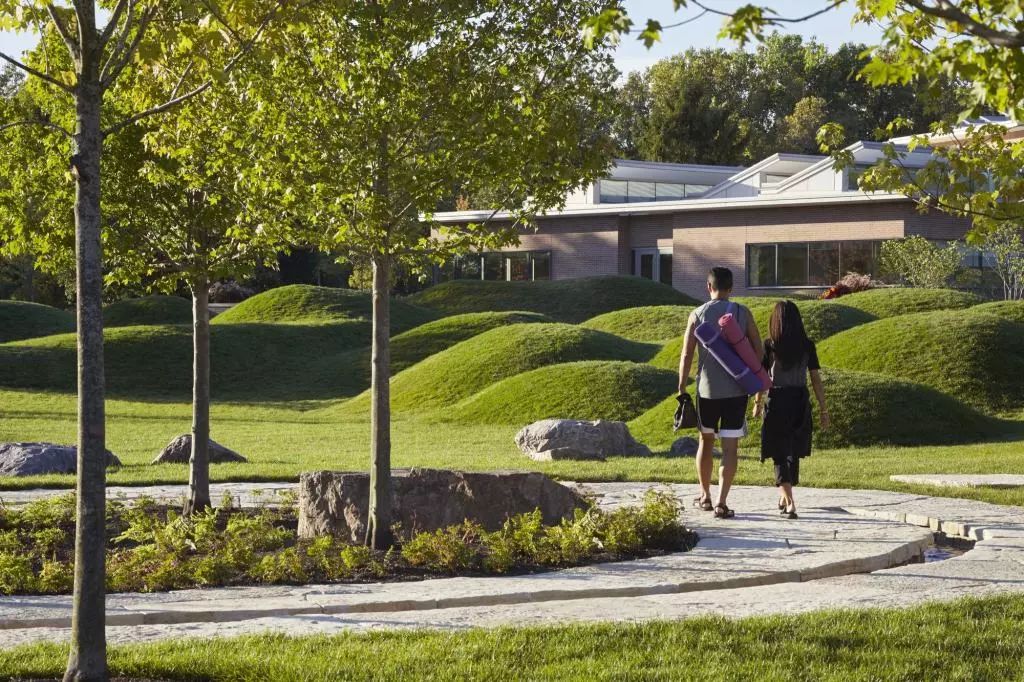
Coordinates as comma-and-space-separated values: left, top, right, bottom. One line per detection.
151, 434, 248, 465
0, 442, 121, 477
298, 468, 587, 541
669, 437, 721, 458
514, 419, 651, 461
670, 437, 700, 457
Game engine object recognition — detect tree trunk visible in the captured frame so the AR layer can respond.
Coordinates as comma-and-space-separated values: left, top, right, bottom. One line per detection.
64, 15, 108, 681
365, 253, 394, 550
185, 275, 212, 515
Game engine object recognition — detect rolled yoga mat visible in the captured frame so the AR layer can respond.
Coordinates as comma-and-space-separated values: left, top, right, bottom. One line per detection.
694, 320, 764, 395
719, 312, 772, 392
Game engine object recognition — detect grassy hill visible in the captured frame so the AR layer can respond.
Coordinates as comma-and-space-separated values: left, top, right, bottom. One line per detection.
379, 323, 657, 413
214, 284, 437, 333
629, 368, 1001, 452
580, 306, 692, 343
750, 301, 877, 342
0, 321, 373, 401
388, 311, 551, 373
409, 276, 700, 323
103, 295, 192, 328
0, 301, 75, 343
835, 288, 982, 319
818, 309, 1024, 413
973, 300, 1024, 324
448, 361, 676, 424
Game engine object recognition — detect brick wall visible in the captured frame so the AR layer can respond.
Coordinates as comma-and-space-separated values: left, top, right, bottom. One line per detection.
671, 201, 968, 298
513, 216, 622, 280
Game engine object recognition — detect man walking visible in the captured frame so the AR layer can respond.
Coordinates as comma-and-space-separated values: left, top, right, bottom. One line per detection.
678, 267, 763, 518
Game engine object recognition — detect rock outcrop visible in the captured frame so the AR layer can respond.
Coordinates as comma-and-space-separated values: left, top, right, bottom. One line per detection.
298, 468, 586, 541
151, 434, 248, 464
514, 419, 651, 461
0, 442, 121, 477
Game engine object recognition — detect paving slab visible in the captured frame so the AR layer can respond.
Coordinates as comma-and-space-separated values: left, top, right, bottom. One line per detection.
890, 474, 1024, 489
0, 483, 1020, 647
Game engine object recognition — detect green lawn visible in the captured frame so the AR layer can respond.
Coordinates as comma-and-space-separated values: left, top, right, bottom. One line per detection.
2, 388, 1022, 507
2, 595, 1023, 680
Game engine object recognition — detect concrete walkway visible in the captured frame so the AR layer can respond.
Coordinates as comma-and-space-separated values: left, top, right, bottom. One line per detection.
891, 474, 1024, 489
0, 483, 1021, 647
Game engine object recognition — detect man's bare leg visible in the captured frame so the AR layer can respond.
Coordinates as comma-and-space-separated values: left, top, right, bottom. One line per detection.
696, 432, 716, 503
716, 437, 739, 507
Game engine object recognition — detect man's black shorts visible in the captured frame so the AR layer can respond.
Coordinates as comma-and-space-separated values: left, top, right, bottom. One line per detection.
696, 395, 748, 439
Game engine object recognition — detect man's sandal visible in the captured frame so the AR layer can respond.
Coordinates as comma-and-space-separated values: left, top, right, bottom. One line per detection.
713, 504, 735, 519
693, 495, 714, 512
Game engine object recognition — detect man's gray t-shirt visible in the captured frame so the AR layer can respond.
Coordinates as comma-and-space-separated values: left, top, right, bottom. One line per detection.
692, 299, 752, 400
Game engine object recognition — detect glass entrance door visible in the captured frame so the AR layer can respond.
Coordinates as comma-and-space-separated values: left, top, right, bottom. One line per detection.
633, 248, 673, 286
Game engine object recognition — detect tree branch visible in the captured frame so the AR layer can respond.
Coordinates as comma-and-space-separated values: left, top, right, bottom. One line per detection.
902, 0, 1024, 48
100, 5, 157, 87
46, 4, 82, 61
691, 0, 843, 24
0, 118, 74, 137
102, 4, 283, 136
99, 0, 132, 48
100, 0, 136, 79
0, 50, 74, 93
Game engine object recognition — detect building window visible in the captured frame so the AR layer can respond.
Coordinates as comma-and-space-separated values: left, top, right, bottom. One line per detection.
746, 240, 883, 288
632, 248, 673, 286
437, 251, 552, 283
599, 180, 710, 204
846, 165, 872, 191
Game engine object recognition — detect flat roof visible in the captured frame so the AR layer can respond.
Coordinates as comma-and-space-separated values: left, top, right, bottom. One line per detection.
432, 191, 911, 223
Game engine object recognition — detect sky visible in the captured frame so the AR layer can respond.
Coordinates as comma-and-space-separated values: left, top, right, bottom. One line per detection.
614, 0, 885, 75
1, 2, 885, 76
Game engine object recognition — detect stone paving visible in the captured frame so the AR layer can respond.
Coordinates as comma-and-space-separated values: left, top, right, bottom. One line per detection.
0, 482, 1021, 647
890, 473, 1024, 489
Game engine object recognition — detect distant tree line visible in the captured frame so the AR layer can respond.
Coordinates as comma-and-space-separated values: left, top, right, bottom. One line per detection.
612, 34, 967, 165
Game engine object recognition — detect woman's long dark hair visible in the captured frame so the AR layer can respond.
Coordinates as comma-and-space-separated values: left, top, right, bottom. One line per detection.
769, 301, 810, 368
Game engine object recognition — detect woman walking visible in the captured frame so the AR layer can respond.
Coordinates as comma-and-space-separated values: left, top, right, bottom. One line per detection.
752, 301, 829, 519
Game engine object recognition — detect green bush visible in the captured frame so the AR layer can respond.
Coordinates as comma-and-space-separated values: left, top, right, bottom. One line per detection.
401, 522, 484, 572
103, 295, 192, 327
880, 236, 963, 288
0, 553, 36, 594
0, 300, 74, 344
409, 276, 699, 323
482, 511, 544, 574
448, 361, 677, 424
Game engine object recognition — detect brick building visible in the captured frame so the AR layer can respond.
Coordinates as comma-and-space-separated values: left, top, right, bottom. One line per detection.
431, 141, 972, 299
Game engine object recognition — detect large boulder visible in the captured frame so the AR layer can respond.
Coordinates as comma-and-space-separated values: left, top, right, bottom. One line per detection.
0, 442, 121, 477
514, 419, 651, 461
298, 467, 587, 541
151, 434, 248, 465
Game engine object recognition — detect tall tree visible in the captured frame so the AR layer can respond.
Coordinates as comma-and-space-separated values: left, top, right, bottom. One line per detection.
0, 6, 286, 680
254, 0, 617, 549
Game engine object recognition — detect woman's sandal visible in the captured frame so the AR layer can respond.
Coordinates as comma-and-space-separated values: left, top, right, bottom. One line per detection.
693, 495, 714, 512
783, 506, 799, 520
713, 504, 735, 519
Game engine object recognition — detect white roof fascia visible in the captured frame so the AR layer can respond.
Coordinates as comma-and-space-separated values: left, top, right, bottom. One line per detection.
700, 153, 824, 199
430, 191, 912, 223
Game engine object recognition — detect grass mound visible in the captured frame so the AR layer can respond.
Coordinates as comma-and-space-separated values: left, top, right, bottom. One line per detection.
384, 323, 657, 412
0, 321, 372, 401
835, 287, 982, 319
103, 295, 192, 327
749, 300, 877, 342
214, 284, 437, 333
448, 361, 677, 424
409, 276, 700, 323
629, 368, 1001, 451
389, 311, 551, 373
0, 301, 74, 343
818, 309, 1024, 413
581, 306, 693, 343
973, 300, 1024, 324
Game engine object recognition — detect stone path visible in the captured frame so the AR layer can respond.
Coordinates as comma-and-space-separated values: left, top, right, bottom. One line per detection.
0, 482, 295, 507
0, 482, 1021, 647
891, 473, 1024, 489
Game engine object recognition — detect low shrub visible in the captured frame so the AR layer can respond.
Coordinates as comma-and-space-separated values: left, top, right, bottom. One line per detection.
0, 492, 696, 595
